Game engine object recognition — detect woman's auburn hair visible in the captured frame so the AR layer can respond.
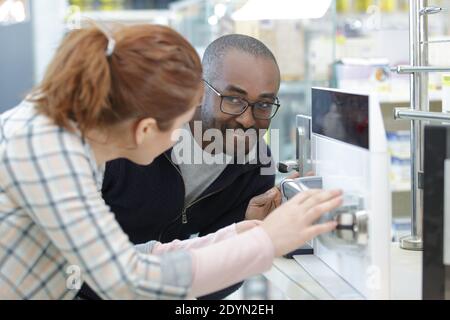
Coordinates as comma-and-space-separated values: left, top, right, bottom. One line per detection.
30, 24, 203, 133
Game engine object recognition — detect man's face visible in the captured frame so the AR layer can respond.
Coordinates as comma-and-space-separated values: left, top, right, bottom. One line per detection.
201, 50, 280, 156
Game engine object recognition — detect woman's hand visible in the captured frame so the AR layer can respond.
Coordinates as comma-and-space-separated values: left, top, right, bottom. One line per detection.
261, 189, 343, 257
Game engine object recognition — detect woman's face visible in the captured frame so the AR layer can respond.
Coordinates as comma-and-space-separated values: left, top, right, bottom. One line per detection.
123, 106, 196, 166
113, 85, 203, 166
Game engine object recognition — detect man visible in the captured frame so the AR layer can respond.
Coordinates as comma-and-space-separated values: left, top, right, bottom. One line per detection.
78, 34, 284, 300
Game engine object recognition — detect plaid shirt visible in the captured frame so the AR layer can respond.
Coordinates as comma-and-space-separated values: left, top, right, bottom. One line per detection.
0, 101, 192, 299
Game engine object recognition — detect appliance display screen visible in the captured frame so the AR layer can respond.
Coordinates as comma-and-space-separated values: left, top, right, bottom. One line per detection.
312, 88, 369, 150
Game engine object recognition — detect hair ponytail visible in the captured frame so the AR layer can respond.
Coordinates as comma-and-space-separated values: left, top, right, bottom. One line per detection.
30, 24, 202, 133
30, 27, 115, 132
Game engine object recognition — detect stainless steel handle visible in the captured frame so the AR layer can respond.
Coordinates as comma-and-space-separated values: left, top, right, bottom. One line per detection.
280, 179, 304, 201
280, 176, 323, 201
277, 160, 299, 173
394, 108, 450, 122
420, 6, 442, 15
296, 115, 312, 177
391, 65, 450, 74
334, 210, 368, 246
421, 39, 450, 44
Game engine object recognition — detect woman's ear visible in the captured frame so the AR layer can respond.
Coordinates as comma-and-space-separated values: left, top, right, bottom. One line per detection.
134, 117, 158, 146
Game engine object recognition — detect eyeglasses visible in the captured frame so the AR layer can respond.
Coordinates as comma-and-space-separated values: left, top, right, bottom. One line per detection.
203, 79, 280, 120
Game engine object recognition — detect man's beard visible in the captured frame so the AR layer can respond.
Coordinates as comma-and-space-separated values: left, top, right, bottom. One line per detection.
221, 125, 259, 159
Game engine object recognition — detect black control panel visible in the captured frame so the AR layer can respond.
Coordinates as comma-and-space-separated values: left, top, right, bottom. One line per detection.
312, 88, 369, 150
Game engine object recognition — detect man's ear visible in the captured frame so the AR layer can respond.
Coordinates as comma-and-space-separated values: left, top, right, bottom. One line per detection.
134, 117, 158, 146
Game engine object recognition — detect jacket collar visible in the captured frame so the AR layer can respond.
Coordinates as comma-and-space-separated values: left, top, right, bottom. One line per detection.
163, 143, 273, 192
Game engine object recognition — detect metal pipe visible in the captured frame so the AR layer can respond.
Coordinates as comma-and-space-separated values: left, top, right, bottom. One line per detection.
400, 0, 425, 251
395, 108, 450, 122
391, 65, 450, 73
420, 0, 429, 188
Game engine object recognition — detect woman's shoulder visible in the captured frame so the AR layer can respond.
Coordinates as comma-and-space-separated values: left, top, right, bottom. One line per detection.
0, 100, 87, 160
2, 100, 57, 135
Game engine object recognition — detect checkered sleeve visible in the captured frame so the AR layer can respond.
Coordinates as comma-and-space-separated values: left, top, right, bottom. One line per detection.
2, 125, 193, 299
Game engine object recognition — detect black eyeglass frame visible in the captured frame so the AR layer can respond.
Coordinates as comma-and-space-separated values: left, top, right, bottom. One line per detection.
203, 79, 280, 120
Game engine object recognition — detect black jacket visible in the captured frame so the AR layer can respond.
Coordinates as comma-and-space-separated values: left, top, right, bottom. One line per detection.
78, 148, 275, 300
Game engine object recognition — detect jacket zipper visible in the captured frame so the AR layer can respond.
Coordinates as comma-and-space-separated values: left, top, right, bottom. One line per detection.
181, 186, 227, 224
159, 186, 228, 241
158, 153, 227, 241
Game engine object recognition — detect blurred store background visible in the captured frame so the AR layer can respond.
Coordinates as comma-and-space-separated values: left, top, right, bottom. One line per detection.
2, 0, 450, 299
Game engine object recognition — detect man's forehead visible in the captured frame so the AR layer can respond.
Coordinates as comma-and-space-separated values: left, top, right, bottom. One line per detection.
222, 83, 277, 99
216, 51, 280, 94
220, 49, 277, 70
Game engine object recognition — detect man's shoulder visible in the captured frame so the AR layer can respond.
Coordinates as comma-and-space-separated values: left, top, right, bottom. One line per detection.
107, 151, 170, 169
103, 151, 174, 185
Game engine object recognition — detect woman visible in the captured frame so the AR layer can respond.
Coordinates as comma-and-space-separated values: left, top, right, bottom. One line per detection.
0, 24, 342, 299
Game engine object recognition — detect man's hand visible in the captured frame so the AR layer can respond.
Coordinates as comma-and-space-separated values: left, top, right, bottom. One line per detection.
245, 172, 300, 221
